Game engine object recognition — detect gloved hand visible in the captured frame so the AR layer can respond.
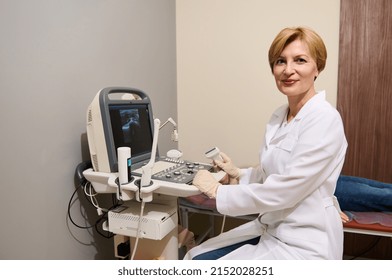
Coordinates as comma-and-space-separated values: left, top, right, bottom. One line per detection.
214, 152, 240, 180
192, 170, 221, 198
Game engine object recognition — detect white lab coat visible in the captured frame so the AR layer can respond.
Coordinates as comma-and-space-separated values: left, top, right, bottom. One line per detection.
184, 91, 348, 260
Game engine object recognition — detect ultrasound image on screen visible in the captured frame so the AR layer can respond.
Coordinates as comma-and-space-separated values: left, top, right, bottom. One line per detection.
109, 104, 153, 157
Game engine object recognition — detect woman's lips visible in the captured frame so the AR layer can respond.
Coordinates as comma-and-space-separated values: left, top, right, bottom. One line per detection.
282, 79, 297, 86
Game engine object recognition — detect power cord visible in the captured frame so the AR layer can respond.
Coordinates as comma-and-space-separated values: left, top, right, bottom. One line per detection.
67, 180, 119, 239
83, 181, 108, 215
68, 181, 94, 230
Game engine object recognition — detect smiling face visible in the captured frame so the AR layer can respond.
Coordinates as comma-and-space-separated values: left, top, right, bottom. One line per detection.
272, 39, 319, 99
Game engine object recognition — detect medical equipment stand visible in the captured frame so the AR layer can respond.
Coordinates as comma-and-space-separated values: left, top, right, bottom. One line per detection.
111, 194, 180, 260
83, 118, 201, 259
84, 167, 201, 259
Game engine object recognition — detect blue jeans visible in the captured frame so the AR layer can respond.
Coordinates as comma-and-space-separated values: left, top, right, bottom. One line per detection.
335, 175, 392, 212
192, 236, 260, 260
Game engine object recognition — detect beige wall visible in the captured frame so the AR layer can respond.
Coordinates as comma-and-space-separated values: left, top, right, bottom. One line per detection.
0, 0, 177, 259
176, 0, 340, 167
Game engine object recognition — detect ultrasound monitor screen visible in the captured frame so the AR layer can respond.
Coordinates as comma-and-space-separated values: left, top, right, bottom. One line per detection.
109, 104, 153, 159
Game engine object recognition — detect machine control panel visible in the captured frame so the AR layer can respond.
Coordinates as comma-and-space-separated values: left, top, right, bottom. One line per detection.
132, 158, 213, 185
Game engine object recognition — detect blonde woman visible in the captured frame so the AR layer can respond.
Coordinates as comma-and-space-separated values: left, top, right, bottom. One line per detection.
187, 26, 348, 260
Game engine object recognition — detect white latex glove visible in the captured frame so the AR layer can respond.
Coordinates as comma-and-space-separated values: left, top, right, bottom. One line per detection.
192, 170, 221, 198
214, 152, 240, 179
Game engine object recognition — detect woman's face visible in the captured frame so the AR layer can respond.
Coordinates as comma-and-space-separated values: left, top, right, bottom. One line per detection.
273, 39, 319, 98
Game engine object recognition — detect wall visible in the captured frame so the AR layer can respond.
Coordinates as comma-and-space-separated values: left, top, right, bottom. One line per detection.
176, 0, 341, 166
0, 0, 177, 259
338, 0, 392, 183
338, 0, 392, 260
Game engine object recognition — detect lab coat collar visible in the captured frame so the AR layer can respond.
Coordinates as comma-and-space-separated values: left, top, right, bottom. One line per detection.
265, 105, 287, 148
270, 90, 326, 121
265, 90, 326, 147
293, 90, 326, 121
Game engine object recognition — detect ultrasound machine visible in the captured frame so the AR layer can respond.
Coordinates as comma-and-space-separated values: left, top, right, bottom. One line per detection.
82, 87, 222, 259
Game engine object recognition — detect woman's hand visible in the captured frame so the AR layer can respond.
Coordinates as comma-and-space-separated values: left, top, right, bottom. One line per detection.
214, 152, 240, 180
340, 211, 350, 223
192, 170, 221, 198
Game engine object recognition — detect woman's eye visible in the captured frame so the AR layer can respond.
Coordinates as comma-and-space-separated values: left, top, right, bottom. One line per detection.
275, 59, 286, 65
296, 58, 307, 63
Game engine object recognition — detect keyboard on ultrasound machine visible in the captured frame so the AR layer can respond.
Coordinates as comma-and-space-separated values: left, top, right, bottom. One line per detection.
132, 157, 214, 184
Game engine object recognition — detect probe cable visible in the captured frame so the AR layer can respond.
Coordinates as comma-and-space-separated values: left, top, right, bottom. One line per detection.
130, 200, 146, 260
349, 236, 382, 260
220, 215, 227, 234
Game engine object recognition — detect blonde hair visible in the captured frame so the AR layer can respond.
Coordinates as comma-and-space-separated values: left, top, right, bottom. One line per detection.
268, 27, 327, 73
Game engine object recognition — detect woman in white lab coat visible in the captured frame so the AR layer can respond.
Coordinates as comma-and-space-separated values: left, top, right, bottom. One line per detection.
185, 26, 348, 260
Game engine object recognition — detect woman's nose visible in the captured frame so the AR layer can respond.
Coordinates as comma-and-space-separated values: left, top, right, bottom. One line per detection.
283, 62, 295, 75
